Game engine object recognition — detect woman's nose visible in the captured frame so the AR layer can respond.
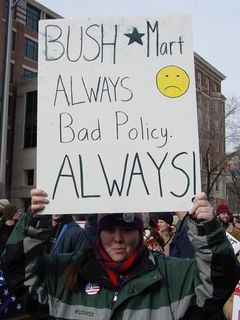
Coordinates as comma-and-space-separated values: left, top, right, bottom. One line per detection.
113, 228, 124, 242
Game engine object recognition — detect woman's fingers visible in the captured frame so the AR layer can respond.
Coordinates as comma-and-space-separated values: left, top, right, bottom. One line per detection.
189, 192, 214, 221
31, 189, 48, 198
31, 189, 49, 214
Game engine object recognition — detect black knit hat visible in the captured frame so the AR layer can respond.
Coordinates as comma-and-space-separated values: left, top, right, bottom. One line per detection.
97, 213, 144, 234
149, 212, 173, 227
2, 204, 19, 222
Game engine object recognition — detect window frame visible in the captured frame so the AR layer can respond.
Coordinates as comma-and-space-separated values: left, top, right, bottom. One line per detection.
25, 37, 38, 61
26, 4, 41, 31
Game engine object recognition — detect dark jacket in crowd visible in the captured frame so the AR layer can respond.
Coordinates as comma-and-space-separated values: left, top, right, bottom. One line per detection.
169, 213, 195, 259
0, 224, 15, 255
45, 215, 88, 255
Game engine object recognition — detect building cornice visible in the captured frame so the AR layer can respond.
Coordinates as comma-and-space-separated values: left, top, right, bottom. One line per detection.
194, 52, 226, 81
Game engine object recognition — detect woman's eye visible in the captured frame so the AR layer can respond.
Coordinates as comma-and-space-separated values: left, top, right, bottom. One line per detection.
123, 228, 134, 233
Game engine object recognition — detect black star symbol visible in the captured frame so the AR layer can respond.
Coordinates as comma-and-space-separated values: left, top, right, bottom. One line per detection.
124, 27, 145, 45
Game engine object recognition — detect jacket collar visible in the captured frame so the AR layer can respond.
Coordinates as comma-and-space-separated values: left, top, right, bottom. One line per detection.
80, 247, 157, 291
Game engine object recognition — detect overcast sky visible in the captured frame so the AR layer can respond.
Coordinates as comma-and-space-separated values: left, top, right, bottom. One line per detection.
36, 0, 240, 99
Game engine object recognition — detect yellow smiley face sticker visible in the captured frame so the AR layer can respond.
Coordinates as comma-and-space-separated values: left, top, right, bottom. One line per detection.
156, 65, 190, 98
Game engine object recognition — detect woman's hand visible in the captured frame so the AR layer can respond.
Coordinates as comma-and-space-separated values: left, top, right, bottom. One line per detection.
189, 192, 214, 222
31, 189, 49, 214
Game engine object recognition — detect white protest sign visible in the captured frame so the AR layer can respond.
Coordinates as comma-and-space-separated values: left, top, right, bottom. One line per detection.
37, 15, 201, 214
226, 232, 240, 255
232, 282, 240, 320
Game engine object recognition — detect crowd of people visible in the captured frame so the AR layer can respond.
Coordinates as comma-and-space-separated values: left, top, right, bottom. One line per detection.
0, 193, 239, 319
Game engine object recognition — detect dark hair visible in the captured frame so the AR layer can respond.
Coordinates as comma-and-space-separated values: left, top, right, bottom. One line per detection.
149, 214, 158, 229
65, 247, 95, 292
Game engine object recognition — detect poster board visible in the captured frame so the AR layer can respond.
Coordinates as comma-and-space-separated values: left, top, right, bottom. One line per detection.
37, 15, 201, 214
232, 282, 240, 320
226, 232, 240, 255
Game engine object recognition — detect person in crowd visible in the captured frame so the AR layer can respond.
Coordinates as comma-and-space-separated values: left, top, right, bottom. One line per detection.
1, 190, 240, 320
234, 216, 240, 230
148, 212, 174, 255
216, 204, 240, 319
216, 204, 240, 241
0, 199, 9, 220
143, 223, 165, 253
169, 211, 195, 259
44, 214, 89, 255
0, 203, 22, 254
84, 214, 98, 245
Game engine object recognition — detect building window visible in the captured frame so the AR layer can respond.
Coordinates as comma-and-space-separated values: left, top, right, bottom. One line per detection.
23, 169, 34, 185
197, 71, 201, 85
25, 38, 38, 61
213, 82, 218, 92
197, 108, 202, 124
10, 63, 14, 83
4, 0, 8, 19
24, 90, 37, 148
205, 77, 209, 90
26, 4, 40, 31
22, 68, 37, 80
4, 0, 17, 20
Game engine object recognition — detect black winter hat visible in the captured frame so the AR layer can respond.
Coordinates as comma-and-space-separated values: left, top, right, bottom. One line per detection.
149, 212, 173, 227
97, 213, 144, 233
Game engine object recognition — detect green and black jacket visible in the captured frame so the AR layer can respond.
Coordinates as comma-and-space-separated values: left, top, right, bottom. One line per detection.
1, 211, 240, 320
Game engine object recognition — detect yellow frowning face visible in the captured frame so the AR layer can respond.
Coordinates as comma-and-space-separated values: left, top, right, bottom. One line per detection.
156, 65, 190, 98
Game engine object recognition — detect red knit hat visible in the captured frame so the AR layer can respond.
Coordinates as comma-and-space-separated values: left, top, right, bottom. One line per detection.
216, 204, 230, 215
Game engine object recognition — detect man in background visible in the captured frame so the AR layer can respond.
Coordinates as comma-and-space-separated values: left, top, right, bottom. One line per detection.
45, 214, 89, 255
216, 204, 240, 241
169, 211, 195, 259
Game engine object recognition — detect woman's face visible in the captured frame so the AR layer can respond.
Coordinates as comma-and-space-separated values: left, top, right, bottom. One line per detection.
12, 209, 22, 221
156, 219, 170, 231
100, 226, 140, 262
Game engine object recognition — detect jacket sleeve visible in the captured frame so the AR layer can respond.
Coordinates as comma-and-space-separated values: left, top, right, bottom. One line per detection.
187, 215, 240, 314
1, 210, 52, 309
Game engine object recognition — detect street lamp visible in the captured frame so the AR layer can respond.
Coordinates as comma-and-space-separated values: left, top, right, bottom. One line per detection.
0, 0, 20, 197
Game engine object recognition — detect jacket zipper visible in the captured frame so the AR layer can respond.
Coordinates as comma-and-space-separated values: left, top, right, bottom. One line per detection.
112, 291, 118, 305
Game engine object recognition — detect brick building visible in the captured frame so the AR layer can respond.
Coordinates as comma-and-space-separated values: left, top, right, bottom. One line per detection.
0, 0, 61, 198
194, 53, 227, 207
226, 152, 240, 214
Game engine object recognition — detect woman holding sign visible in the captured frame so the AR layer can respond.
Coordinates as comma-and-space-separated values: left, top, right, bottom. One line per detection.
2, 190, 240, 320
